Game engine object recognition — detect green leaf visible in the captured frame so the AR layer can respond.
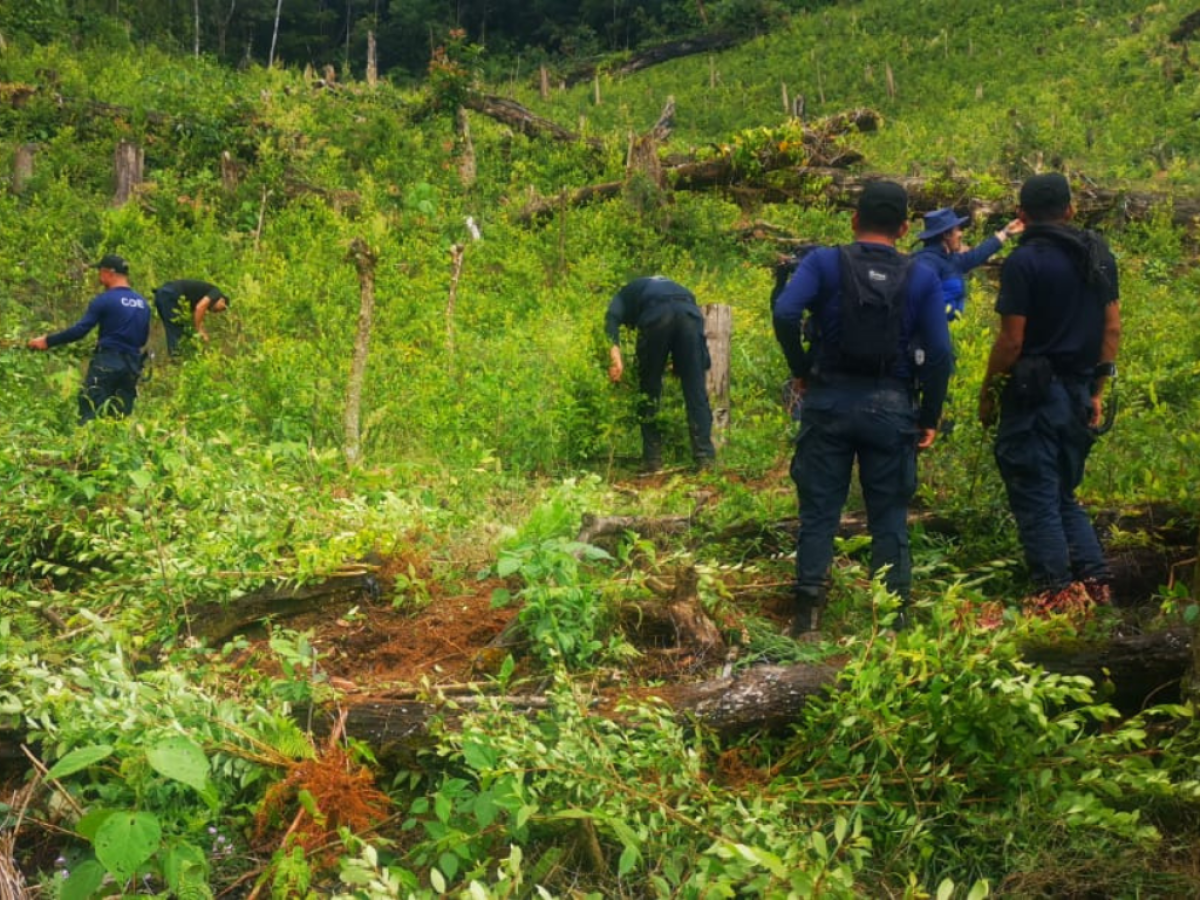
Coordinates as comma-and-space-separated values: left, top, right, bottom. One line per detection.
60, 859, 106, 900
967, 880, 991, 900
461, 739, 498, 772
438, 851, 460, 882
129, 469, 153, 490
162, 842, 213, 899
937, 879, 955, 900
430, 867, 447, 893
94, 811, 162, 882
618, 843, 640, 877
147, 735, 212, 795
46, 744, 115, 780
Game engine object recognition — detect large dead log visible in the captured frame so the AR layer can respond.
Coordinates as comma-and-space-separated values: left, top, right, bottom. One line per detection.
312, 625, 1195, 757
1022, 626, 1192, 713
519, 158, 1200, 231
559, 32, 747, 88
187, 569, 381, 646
462, 93, 603, 149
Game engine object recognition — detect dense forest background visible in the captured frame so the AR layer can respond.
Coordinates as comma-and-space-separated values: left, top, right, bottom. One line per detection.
2, 0, 1200, 897
3, 0, 815, 80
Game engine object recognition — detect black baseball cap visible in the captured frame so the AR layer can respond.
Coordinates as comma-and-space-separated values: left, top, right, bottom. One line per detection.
1019, 173, 1071, 217
92, 254, 130, 275
856, 181, 909, 230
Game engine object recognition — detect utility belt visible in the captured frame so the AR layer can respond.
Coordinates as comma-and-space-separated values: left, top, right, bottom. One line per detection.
1005, 356, 1097, 406
810, 369, 912, 394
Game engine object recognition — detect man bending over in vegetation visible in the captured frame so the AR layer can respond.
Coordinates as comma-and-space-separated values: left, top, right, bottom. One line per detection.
153, 279, 230, 356
27, 254, 151, 423
773, 182, 952, 635
606, 276, 716, 472
979, 173, 1120, 615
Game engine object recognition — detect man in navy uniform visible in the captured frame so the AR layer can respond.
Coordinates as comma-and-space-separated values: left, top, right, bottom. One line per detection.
979, 173, 1120, 613
28, 254, 151, 423
153, 279, 230, 356
605, 276, 716, 472
773, 182, 952, 634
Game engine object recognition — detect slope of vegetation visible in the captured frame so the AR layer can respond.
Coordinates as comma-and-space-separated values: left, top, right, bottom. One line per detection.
1, 0, 1199, 897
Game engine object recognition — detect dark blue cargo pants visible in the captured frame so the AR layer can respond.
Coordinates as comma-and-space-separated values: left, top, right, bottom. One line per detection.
791, 379, 919, 601
994, 378, 1109, 590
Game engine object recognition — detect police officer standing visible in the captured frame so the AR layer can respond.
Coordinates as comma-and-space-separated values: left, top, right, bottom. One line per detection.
773, 182, 952, 635
606, 276, 716, 472
979, 173, 1120, 612
27, 254, 151, 423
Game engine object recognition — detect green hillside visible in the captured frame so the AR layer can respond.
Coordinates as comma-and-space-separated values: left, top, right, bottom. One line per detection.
1, 0, 1199, 896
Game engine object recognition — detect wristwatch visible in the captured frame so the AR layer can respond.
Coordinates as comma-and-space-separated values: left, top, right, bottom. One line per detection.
1093, 361, 1117, 379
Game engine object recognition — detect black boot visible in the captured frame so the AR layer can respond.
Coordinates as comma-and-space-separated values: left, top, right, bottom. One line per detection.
787, 587, 824, 638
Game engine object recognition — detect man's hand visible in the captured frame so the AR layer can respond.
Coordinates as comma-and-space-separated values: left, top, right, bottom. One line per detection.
27, 335, 48, 351
1089, 393, 1102, 427
917, 427, 937, 450
978, 391, 997, 428
608, 346, 624, 383
199, 330, 210, 344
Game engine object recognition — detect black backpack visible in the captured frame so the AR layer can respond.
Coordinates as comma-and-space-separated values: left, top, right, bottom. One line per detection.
835, 243, 913, 376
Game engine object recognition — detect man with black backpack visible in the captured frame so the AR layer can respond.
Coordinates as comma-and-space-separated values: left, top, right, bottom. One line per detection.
979, 173, 1120, 615
773, 181, 952, 635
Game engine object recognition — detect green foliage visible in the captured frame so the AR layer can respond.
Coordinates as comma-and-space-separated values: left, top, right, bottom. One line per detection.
3, 2, 1200, 897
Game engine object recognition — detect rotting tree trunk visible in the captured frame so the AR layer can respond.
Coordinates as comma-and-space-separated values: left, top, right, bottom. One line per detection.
112, 140, 143, 207
1022, 626, 1193, 714
558, 31, 745, 88
187, 569, 380, 647
343, 238, 377, 465
702, 304, 731, 439
312, 626, 1196, 758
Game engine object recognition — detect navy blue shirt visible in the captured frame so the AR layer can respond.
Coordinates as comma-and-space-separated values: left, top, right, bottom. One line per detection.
996, 226, 1118, 375
605, 276, 701, 345
773, 242, 952, 429
913, 234, 1003, 321
47, 287, 151, 356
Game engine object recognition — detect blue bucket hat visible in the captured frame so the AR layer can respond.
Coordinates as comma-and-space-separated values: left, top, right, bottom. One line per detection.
917, 208, 970, 241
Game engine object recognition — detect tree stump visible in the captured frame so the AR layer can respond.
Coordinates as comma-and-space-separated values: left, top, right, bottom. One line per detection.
703, 304, 731, 437
11, 143, 36, 195
112, 140, 143, 207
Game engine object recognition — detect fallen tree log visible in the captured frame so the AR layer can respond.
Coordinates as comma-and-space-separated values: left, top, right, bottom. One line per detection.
310, 625, 1194, 757
519, 158, 1200, 230
463, 93, 603, 149
187, 568, 381, 647
559, 32, 748, 88
515, 111, 880, 223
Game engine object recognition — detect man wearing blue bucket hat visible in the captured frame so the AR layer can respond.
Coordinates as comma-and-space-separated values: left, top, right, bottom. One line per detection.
914, 207, 1024, 321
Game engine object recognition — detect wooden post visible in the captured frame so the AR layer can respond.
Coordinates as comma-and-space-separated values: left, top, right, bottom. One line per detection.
702, 304, 731, 439
781, 81, 789, 116
446, 243, 465, 360
112, 140, 143, 206
344, 238, 378, 465
11, 143, 37, 195
366, 31, 378, 88
593, 74, 601, 106
885, 62, 896, 99
539, 65, 550, 100
220, 150, 239, 193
